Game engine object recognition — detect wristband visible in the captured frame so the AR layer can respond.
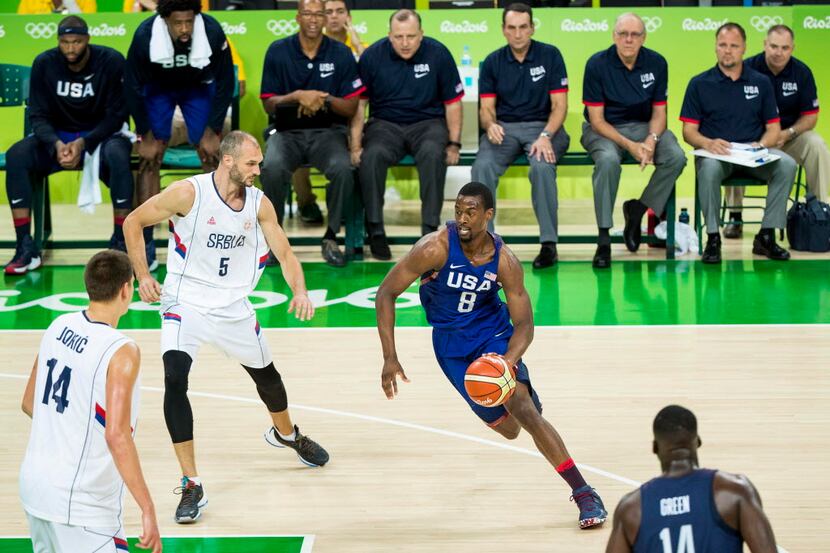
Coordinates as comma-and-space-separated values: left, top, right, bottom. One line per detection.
447, 141, 462, 148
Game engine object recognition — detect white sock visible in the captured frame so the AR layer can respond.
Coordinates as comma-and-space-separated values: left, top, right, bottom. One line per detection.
184, 476, 202, 485
276, 427, 296, 442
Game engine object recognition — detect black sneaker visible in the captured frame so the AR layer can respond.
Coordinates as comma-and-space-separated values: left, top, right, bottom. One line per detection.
108, 233, 127, 253
752, 232, 790, 260
369, 234, 392, 260
4, 235, 41, 276
173, 477, 207, 524
701, 234, 722, 264
532, 243, 557, 268
299, 202, 324, 225
264, 425, 329, 467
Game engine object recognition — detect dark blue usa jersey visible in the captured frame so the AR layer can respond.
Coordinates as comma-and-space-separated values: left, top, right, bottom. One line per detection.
634, 469, 743, 553
419, 222, 512, 357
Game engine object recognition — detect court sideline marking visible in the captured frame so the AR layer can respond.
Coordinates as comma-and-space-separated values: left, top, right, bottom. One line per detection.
0, 373, 792, 553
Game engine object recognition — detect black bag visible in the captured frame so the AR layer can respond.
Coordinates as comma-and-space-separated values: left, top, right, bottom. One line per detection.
786, 193, 830, 252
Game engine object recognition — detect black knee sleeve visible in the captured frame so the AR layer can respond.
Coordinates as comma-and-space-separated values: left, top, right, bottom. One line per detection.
163, 350, 194, 443
243, 362, 288, 413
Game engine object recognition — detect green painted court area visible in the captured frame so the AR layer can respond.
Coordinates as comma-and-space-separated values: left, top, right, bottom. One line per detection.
1, 260, 829, 330
0, 536, 306, 552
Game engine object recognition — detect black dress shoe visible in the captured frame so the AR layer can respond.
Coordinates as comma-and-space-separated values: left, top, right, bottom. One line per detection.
369, 233, 392, 260
701, 235, 722, 264
532, 243, 558, 269
321, 239, 346, 267
622, 200, 644, 253
723, 220, 742, 239
592, 244, 611, 269
752, 232, 790, 260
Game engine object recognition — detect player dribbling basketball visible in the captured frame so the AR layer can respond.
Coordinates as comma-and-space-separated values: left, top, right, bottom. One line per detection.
375, 181, 608, 529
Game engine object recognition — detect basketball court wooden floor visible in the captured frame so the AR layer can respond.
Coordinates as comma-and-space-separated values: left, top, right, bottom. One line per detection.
1, 261, 828, 552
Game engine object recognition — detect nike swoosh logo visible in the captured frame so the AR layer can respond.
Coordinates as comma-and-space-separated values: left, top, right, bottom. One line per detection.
642, 81, 654, 89
782, 90, 797, 97
449, 263, 466, 269
415, 72, 429, 79
320, 71, 334, 78
115, 198, 129, 203
494, 330, 507, 337
531, 74, 545, 82
11, 198, 23, 204
745, 94, 759, 100
84, 73, 94, 81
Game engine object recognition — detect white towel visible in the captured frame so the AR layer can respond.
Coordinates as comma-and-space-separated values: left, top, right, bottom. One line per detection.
77, 144, 102, 215
149, 14, 212, 70
77, 124, 133, 214
655, 221, 700, 256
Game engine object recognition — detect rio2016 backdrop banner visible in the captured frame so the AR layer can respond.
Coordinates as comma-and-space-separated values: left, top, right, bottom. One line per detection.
0, 7, 827, 204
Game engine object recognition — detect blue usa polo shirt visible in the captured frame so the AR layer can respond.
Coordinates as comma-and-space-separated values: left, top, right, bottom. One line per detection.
358, 36, 463, 125
680, 65, 779, 143
745, 53, 820, 130
478, 40, 568, 123
260, 34, 364, 128
582, 45, 668, 125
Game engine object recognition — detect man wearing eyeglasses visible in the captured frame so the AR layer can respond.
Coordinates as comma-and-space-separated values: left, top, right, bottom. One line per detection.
259, 0, 365, 267
581, 12, 686, 268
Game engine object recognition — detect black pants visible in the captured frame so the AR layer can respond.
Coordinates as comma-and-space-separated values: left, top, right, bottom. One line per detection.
5, 134, 133, 211
359, 118, 448, 235
260, 126, 353, 235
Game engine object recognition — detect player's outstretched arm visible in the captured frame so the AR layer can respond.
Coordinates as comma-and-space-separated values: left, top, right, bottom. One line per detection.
715, 472, 778, 553
375, 232, 448, 399
605, 489, 641, 553
105, 343, 161, 553
497, 245, 534, 369
21, 355, 38, 418
257, 196, 313, 321
124, 180, 196, 303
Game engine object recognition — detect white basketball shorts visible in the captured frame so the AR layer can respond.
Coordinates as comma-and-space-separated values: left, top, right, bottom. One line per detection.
160, 299, 273, 368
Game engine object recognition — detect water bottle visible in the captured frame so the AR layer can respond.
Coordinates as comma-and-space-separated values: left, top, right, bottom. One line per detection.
461, 45, 473, 90
679, 208, 690, 225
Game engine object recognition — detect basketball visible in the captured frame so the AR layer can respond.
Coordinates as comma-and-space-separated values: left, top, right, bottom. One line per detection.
464, 353, 517, 407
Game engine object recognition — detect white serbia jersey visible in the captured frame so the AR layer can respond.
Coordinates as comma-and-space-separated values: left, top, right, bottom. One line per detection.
162, 172, 269, 313
20, 311, 138, 527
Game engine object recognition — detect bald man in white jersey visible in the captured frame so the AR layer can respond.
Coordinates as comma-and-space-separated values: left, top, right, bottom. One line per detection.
19, 250, 160, 553
124, 130, 328, 525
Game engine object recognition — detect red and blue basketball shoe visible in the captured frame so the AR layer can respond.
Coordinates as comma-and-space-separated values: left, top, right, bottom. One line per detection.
4, 235, 41, 275
571, 485, 608, 529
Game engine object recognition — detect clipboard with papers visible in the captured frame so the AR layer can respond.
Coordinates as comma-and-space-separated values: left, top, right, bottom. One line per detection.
692, 142, 781, 167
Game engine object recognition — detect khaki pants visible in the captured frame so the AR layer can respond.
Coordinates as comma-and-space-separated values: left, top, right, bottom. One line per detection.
726, 130, 830, 209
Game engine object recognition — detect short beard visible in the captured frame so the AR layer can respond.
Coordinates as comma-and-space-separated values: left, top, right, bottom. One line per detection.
229, 165, 246, 187
63, 45, 88, 66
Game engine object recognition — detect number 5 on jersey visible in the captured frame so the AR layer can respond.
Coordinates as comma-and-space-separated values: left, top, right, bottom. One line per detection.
219, 256, 230, 277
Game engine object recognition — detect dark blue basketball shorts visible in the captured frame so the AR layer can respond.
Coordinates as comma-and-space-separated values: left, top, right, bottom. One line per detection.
143, 81, 215, 143
434, 336, 543, 426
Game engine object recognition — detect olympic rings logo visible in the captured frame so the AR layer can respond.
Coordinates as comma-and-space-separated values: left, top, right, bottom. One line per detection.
642, 16, 662, 33
266, 19, 299, 36
750, 15, 783, 33
25, 22, 57, 39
